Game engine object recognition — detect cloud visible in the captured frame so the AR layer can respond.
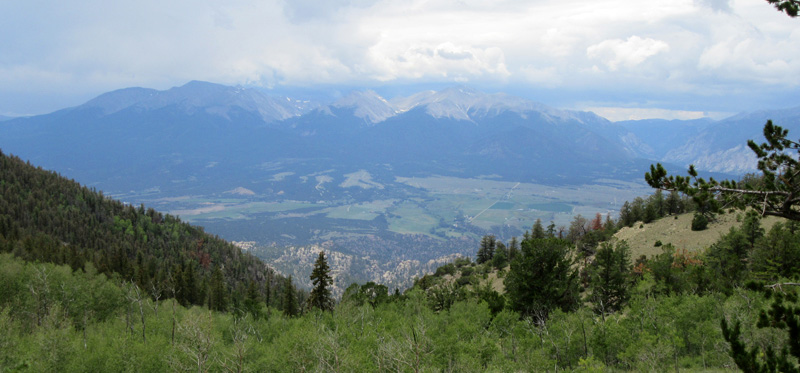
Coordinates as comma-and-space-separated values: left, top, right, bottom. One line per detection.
694, 0, 732, 13
1, 0, 800, 116
586, 36, 670, 71
365, 42, 510, 82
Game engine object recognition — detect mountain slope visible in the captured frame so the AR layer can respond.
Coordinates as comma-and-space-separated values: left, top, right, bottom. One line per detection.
0, 150, 284, 307
658, 107, 800, 174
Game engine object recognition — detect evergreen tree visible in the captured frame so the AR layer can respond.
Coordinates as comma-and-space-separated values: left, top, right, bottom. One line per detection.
308, 251, 334, 312
619, 201, 634, 228
476, 235, 496, 264
531, 219, 545, 239
603, 215, 616, 233
722, 283, 800, 372
504, 238, 579, 319
647, 121, 800, 222
705, 227, 750, 293
750, 222, 800, 281
742, 210, 765, 247
244, 280, 261, 317
546, 221, 556, 238
507, 237, 519, 263
492, 241, 508, 269
589, 241, 631, 315
282, 276, 298, 317
207, 265, 228, 312
665, 190, 682, 215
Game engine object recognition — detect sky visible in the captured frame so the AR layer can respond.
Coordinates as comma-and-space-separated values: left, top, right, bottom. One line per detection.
1, 0, 799, 120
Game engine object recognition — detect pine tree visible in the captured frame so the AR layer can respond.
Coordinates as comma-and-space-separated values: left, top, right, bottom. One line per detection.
590, 241, 631, 315
532, 219, 545, 239
244, 279, 261, 317
492, 241, 508, 269
546, 221, 556, 238
508, 236, 519, 263
282, 276, 298, 317
742, 210, 765, 247
308, 251, 334, 312
208, 265, 228, 312
477, 235, 496, 264
504, 237, 579, 319
721, 283, 800, 372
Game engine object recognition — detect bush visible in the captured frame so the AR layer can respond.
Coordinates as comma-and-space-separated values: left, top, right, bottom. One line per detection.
454, 257, 472, 268
435, 263, 456, 277
654, 240, 662, 247
691, 213, 708, 231
456, 275, 474, 287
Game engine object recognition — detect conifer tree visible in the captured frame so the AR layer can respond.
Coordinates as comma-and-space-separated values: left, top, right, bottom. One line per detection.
208, 265, 228, 312
476, 235, 496, 264
504, 237, 579, 319
308, 251, 334, 312
508, 236, 519, 263
531, 219, 545, 239
282, 276, 298, 317
492, 241, 508, 269
590, 241, 631, 315
546, 221, 556, 238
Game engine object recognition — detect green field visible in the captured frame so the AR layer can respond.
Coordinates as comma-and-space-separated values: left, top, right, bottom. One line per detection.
154, 174, 653, 238
387, 200, 441, 237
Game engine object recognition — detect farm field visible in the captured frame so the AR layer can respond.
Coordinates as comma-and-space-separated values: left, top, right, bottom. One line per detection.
141, 173, 653, 246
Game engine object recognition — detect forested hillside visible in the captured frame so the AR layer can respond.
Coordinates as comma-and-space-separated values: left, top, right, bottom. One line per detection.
0, 150, 288, 311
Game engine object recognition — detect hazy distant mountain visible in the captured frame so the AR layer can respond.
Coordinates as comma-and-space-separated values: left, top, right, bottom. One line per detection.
0, 82, 679, 194
617, 118, 713, 159
330, 90, 397, 124
628, 107, 800, 174
81, 80, 315, 122
6, 80, 795, 194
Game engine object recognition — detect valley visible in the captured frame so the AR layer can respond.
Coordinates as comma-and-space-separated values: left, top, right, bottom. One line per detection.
123, 167, 651, 290
1, 81, 796, 289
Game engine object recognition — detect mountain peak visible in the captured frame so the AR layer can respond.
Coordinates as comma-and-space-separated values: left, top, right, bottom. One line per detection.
77, 81, 314, 122
80, 87, 159, 115
332, 90, 396, 123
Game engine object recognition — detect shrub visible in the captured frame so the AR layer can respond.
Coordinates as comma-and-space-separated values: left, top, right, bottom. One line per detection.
691, 213, 708, 231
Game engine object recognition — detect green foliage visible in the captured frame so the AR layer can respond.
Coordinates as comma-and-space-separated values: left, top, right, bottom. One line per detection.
589, 241, 631, 314
722, 283, 800, 372
282, 276, 299, 317
505, 238, 579, 319
750, 222, 800, 281
308, 251, 334, 312
767, 0, 800, 17
691, 212, 709, 231
743, 210, 766, 247
491, 241, 508, 269
0, 150, 283, 311
341, 281, 391, 309
434, 263, 456, 277
705, 227, 750, 293
476, 235, 496, 264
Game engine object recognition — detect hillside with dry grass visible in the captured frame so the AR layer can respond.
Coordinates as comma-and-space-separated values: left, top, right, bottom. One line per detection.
612, 210, 781, 259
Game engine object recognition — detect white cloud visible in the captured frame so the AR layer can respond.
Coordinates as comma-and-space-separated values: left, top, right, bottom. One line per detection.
1, 0, 799, 116
587, 36, 670, 71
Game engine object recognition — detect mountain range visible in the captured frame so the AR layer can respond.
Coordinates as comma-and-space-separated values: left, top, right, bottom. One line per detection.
0, 81, 657, 193
2, 81, 799, 288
